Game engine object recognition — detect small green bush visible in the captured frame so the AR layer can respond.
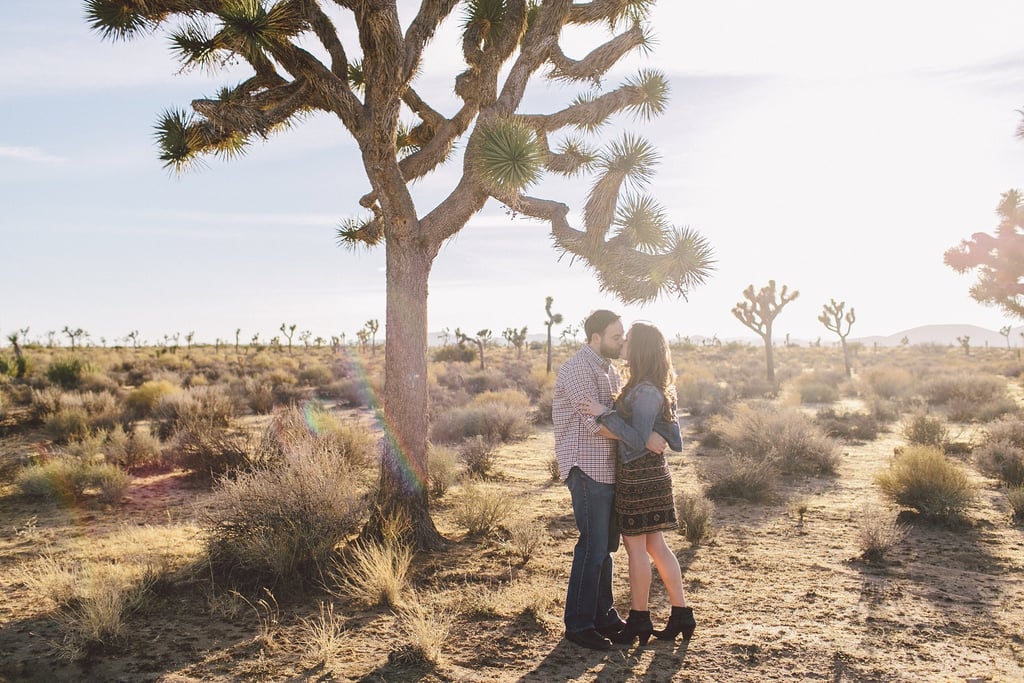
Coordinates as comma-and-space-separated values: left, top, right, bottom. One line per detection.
17, 457, 130, 504
43, 408, 91, 444
1006, 486, 1024, 522
432, 345, 476, 363
874, 445, 977, 520
124, 380, 178, 419
46, 357, 85, 389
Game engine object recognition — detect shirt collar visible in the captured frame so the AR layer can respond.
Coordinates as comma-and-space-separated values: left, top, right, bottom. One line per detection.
581, 343, 612, 371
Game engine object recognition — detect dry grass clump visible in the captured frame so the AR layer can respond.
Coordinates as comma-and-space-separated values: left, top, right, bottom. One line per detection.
452, 482, 515, 536
152, 385, 235, 440
857, 506, 910, 562
874, 445, 977, 521
296, 601, 347, 669
459, 434, 496, 478
16, 556, 155, 659
503, 515, 545, 562
983, 414, 1024, 446
428, 444, 460, 497
170, 414, 250, 477
389, 599, 454, 667
675, 490, 715, 545
862, 366, 917, 401
676, 366, 733, 417
713, 402, 840, 475
973, 442, 1024, 487
329, 536, 413, 609
430, 389, 533, 444
205, 429, 370, 586
794, 371, 840, 404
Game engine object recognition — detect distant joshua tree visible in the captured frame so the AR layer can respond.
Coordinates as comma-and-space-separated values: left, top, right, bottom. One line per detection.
818, 299, 856, 377
732, 280, 799, 384
456, 328, 492, 370
1000, 325, 1013, 349
62, 326, 85, 350
502, 326, 528, 359
280, 323, 297, 353
364, 320, 380, 356
956, 335, 971, 356
545, 297, 563, 375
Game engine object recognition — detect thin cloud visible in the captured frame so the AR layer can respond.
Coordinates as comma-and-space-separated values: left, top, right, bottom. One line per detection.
0, 146, 65, 164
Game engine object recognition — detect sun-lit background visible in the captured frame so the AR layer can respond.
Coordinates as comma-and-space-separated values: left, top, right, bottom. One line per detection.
2, 0, 1023, 345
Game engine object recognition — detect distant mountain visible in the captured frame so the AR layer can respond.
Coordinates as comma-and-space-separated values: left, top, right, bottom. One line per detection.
853, 324, 1023, 348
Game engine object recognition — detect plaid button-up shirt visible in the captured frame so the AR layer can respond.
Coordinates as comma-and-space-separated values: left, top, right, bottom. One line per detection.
552, 344, 621, 484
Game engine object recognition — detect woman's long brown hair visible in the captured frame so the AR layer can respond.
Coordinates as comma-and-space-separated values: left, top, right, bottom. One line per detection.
616, 322, 677, 421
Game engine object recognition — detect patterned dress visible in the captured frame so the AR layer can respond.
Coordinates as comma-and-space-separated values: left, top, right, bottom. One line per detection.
597, 381, 683, 536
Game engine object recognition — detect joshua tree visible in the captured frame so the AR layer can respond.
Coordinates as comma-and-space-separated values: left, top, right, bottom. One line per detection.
456, 328, 492, 370
356, 327, 370, 353
732, 280, 799, 384
956, 335, 971, 356
502, 325, 528, 359
1000, 324, 1013, 349
280, 323, 297, 353
62, 326, 85, 350
6, 333, 27, 379
945, 190, 1024, 321
84, 0, 715, 549
300, 330, 313, 348
126, 330, 141, 348
818, 299, 856, 377
544, 296, 564, 375
365, 319, 380, 356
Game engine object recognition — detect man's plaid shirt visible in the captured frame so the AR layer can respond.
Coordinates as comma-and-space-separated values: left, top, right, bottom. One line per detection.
552, 344, 621, 484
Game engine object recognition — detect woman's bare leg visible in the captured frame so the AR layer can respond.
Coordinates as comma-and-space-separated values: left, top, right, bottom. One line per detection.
646, 531, 687, 607
622, 534, 652, 611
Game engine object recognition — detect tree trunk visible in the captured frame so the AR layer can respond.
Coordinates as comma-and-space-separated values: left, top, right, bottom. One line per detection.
546, 326, 553, 374
840, 338, 851, 377
763, 328, 775, 384
364, 238, 447, 551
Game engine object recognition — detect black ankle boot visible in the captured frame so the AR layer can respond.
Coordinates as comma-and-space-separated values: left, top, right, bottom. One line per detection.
653, 606, 696, 641
611, 609, 653, 646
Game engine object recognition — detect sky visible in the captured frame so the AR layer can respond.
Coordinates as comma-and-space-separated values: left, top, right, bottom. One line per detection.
2, 1, 1024, 347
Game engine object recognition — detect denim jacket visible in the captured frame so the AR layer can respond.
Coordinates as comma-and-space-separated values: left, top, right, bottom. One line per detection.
597, 381, 682, 464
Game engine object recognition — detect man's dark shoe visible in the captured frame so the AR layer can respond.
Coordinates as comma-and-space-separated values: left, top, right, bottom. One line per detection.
565, 628, 612, 651
595, 619, 626, 638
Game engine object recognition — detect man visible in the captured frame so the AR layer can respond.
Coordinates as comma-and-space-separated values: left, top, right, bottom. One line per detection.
553, 310, 666, 651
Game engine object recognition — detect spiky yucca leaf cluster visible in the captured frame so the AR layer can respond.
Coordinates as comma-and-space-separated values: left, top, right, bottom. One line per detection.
471, 118, 544, 194
613, 195, 670, 253
623, 69, 668, 120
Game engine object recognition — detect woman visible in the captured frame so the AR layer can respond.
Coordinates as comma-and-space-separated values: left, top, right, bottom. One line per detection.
580, 322, 696, 646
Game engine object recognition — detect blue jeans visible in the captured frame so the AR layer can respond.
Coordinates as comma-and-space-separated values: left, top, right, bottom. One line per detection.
564, 466, 621, 633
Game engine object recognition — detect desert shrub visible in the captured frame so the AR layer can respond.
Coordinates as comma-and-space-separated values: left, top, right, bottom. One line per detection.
30, 387, 66, 420
857, 506, 909, 562
676, 371, 733, 417
297, 363, 333, 388
1007, 486, 1024, 521
459, 435, 496, 479
703, 454, 778, 502
238, 377, 275, 414
902, 413, 948, 447
946, 397, 1017, 423
814, 408, 881, 442
153, 386, 235, 440
863, 366, 916, 401
46, 357, 85, 389
205, 440, 369, 585
428, 444, 460, 497
124, 380, 178, 419
462, 369, 511, 395
296, 602, 346, 669
714, 402, 840, 475
452, 483, 515, 536
17, 457, 130, 504
676, 490, 714, 544
794, 371, 840, 404
432, 344, 476, 363
171, 415, 250, 478
323, 377, 371, 407
973, 442, 1024, 487
874, 445, 977, 520
534, 385, 554, 424
922, 372, 1008, 409
43, 407, 91, 443
78, 391, 124, 432
983, 415, 1024, 448
547, 455, 560, 481
866, 396, 902, 423
430, 389, 532, 444
251, 404, 376, 470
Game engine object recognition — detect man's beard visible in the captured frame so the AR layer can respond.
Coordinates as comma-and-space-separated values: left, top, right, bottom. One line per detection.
599, 340, 620, 360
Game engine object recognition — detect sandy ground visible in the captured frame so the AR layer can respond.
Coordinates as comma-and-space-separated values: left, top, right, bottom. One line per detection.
2, 420, 1023, 682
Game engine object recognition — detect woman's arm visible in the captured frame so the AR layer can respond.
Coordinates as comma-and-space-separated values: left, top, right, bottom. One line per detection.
595, 384, 666, 464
